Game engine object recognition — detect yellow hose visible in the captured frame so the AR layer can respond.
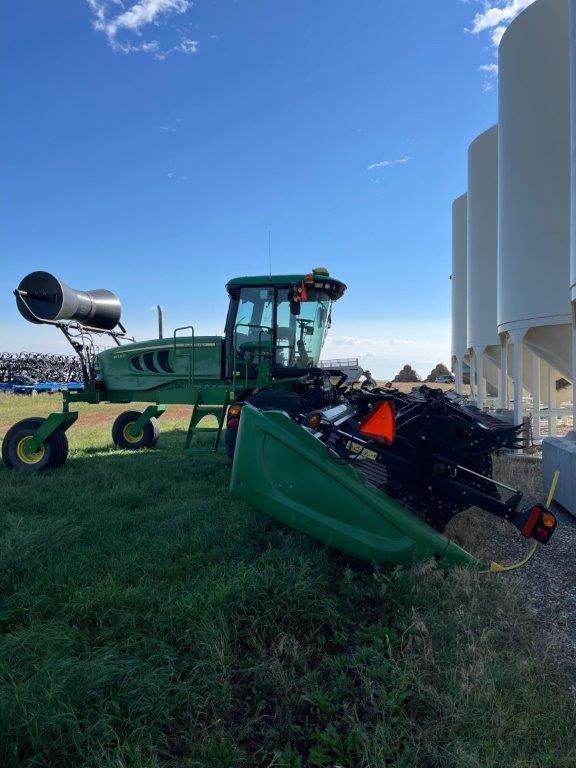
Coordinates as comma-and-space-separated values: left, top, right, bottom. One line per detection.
486, 469, 559, 574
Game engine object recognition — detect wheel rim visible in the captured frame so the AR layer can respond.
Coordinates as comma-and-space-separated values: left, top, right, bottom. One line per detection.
16, 436, 45, 465
123, 424, 143, 444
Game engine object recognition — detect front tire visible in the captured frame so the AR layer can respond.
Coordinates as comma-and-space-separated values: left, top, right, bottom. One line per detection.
2, 417, 68, 471
112, 410, 159, 450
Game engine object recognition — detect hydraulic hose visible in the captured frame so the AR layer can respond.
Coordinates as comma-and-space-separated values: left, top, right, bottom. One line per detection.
486, 470, 560, 574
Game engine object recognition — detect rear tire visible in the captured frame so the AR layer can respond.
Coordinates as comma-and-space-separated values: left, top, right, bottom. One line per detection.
112, 410, 159, 450
2, 417, 68, 471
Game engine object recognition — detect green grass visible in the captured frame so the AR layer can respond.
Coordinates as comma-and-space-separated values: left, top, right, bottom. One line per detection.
0, 394, 575, 767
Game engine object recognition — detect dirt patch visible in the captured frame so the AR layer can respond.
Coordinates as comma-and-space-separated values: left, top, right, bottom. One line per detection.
61, 404, 193, 428
446, 454, 576, 673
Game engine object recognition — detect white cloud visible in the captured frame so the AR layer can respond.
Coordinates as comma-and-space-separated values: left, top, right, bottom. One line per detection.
479, 61, 499, 89
104, 0, 189, 37
177, 38, 199, 54
322, 320, 450, 379
479, 62, 498, 75
367, 157, 410, 171
328, 333, 440, 351
86, 0, 197, 58
467, 0, 535, 39
332, 335, 373, 346
466, 1, 537, 85
321, 319, 451, 379
489, 25, 507, 47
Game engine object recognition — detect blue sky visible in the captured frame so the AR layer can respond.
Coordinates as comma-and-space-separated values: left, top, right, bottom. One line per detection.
1, 1, 526, 379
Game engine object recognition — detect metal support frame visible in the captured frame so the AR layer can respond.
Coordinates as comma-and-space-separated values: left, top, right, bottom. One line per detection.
499, 333, 509, 409
531, 352, 541, 442
185, 389, 231, 454
509, 329, 526, 433
469, 351, 476, 399
475, 347, 486, 410
26, 411, 79, 454
128, 404, 167, 437
548, 364, 557, 436
452, 354, 464, 395
14, 290, 134, 386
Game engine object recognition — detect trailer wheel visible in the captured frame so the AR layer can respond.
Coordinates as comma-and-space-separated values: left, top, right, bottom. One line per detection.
112, 410, 159, 450
2, 417, 68, 471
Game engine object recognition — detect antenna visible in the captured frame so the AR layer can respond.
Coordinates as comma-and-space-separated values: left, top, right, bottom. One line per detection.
268, 228, 272, 277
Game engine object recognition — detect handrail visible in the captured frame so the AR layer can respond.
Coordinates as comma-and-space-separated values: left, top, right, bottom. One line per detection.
320, 358, 360, 369
173, 326, 195, 386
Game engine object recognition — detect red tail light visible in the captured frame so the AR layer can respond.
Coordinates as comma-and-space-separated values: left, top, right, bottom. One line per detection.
519, 504, 557, 543
227, 402, 244, 430
359, 401, 395, 445
533, 526, 550, 543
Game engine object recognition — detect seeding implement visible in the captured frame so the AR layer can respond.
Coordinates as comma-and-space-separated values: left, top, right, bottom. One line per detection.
1, 269, 557, 566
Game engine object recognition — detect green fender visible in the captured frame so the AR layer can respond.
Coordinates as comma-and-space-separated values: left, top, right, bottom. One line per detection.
229, 405, 481, 568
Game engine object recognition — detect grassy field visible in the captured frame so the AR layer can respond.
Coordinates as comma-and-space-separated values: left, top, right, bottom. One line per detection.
0, 393, 575, 768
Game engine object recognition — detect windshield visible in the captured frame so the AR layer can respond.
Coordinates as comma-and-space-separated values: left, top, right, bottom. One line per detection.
232, 286, 332, 375
275, 288, 331, 369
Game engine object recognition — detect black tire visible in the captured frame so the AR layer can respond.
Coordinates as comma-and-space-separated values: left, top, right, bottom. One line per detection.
225, 426, 237, 460
49, 428, 69, 468
112, 410, 159, 450
2, 417, 68, 471
224, 389, 306, 461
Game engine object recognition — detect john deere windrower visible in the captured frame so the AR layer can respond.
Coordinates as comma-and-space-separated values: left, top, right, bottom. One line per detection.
2, 269, 557, 567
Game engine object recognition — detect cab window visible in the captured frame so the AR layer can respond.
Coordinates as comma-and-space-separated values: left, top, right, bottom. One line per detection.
275, 288, 332, 369
233, 287, 274, 373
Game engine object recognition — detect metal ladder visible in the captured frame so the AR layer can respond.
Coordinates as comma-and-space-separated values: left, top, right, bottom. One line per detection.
185, 390, 230, 454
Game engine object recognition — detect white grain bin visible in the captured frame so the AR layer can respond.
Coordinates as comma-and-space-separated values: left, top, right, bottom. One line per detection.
467, 124, 500, 408
498, 0, 571, 427
542, 0, 576, 515
571, 0, 576, 308
451, 193, 468, 393
570, 0, 576, 415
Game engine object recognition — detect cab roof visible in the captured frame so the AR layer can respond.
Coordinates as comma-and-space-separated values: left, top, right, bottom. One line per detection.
226, 269, 347, 300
